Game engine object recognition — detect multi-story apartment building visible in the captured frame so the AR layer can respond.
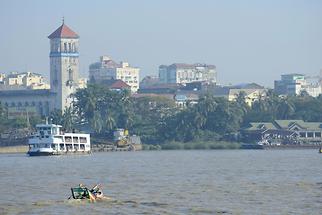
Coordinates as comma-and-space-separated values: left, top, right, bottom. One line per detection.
0, 72, 50, 90
159, 63, 216, 84
89, 56, 140, 92
274, 73, 322, 97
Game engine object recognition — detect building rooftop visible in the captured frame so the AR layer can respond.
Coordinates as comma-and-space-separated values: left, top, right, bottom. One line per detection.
100, 79, 130, 90
245, 120, 322, 131
166, 63, 216, 70
0, 89, 55, 97
48, 23, 79, 39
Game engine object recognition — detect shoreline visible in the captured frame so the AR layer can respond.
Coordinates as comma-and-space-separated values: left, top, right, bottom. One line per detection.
0, 145, 28, 154
0, 144, 321, 154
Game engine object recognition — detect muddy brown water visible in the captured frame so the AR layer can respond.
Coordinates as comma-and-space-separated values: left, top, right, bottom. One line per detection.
0, 150, 321, 214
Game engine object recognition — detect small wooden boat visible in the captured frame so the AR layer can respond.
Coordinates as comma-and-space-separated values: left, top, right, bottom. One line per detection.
319, 147, 322, 153
70, 184, 104, 202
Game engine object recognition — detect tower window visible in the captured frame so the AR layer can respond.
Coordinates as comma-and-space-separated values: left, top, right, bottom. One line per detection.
64, 43, 67, 52
68, 68, 73, 82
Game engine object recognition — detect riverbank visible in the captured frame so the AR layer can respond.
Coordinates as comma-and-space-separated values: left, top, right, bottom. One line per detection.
143, 141, 242, 150
0, 145, 28, 154
0, 142, 320, 154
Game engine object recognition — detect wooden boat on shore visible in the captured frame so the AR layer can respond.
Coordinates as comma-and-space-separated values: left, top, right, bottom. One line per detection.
27, 123, 90, 156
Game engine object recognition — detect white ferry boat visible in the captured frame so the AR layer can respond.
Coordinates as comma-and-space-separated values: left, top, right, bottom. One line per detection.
27, 123, 91, 156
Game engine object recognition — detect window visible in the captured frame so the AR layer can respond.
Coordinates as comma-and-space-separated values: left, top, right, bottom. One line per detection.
80, 137, 87, 143
73, 136, 79, 143
68, 68, 73, 81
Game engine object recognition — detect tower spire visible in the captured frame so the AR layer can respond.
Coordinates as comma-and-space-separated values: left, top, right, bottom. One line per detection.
62, 16, 65, 25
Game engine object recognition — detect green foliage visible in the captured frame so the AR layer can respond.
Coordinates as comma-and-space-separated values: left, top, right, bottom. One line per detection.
159, 94, 246, 142
142, 144, 162, 150
0, 103, 42, 134
73, 84, 132, 135
160, 141, 241, 150
3, 83, 322, 148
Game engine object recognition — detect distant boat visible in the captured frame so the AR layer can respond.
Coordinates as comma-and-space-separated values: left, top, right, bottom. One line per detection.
319, 147, 322, 154
27, 123, 91, 156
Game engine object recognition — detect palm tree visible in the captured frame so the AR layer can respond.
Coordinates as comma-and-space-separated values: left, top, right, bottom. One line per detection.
235, 91, 249, 115
91, 110, 103, 134
276, 98, 295, 119
62, 107, 74, 132
105, 114, 116, 132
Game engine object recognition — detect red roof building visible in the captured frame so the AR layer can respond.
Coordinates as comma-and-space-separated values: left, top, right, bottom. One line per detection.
100, 79, 131, 91
48, 23, 79, 39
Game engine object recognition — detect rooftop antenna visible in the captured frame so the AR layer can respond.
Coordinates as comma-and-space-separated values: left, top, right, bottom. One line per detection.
62, 16, 65, 25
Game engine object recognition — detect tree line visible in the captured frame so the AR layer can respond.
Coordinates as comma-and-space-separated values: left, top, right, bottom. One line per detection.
56, 85, 322, 144
2, 85, 322, 144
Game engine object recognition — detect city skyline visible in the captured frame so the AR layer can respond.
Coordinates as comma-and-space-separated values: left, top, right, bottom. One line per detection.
0, 0, 321, 87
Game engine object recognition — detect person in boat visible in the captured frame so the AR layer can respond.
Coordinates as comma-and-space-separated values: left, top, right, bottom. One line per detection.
71, 184, 103, 201
90, 184, 104, 199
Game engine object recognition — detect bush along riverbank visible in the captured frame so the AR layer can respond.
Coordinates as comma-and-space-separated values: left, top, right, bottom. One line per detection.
143, 141, 242, 150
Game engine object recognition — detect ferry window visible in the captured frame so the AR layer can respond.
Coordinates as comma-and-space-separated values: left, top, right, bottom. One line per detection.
307, 132, 314, 138
74, 144, 79, 150
54, 136, 63, 142
59, 144, 65, 150
73, 137, 79, 143
80, 144, 85, 150
80, 137, 87, 143
65, 136, 72, 142
66, 144, 72, 151
51, 144, 56, 149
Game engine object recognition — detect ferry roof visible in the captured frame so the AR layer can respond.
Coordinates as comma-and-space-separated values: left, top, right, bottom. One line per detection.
36, 124, 62, 128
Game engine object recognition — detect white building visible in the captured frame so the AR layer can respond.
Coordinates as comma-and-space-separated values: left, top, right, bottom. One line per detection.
213, 83, 267, 106
0, 72, 49, 90
0, 21, 81, 117
89, 56, 140, 92
274, 73, 322, 97
159, 63, 217, 84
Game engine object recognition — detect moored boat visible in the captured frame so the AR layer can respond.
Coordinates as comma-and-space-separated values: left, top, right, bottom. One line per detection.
27, 123, 90, 156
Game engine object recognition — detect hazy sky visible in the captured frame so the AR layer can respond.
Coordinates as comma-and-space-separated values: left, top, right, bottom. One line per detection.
0, 0, 321, 87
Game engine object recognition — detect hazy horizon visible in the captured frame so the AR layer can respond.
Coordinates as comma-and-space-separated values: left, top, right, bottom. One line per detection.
0, 0, 321, 87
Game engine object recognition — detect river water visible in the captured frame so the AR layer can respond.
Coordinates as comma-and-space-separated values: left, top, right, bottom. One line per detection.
0, 150, 321, 215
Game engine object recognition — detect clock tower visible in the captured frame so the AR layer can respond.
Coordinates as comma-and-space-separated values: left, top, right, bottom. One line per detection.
48, 20, 79, 110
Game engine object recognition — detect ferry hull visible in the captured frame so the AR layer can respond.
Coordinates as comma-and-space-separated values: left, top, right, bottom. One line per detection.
27, 151, 54, 156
